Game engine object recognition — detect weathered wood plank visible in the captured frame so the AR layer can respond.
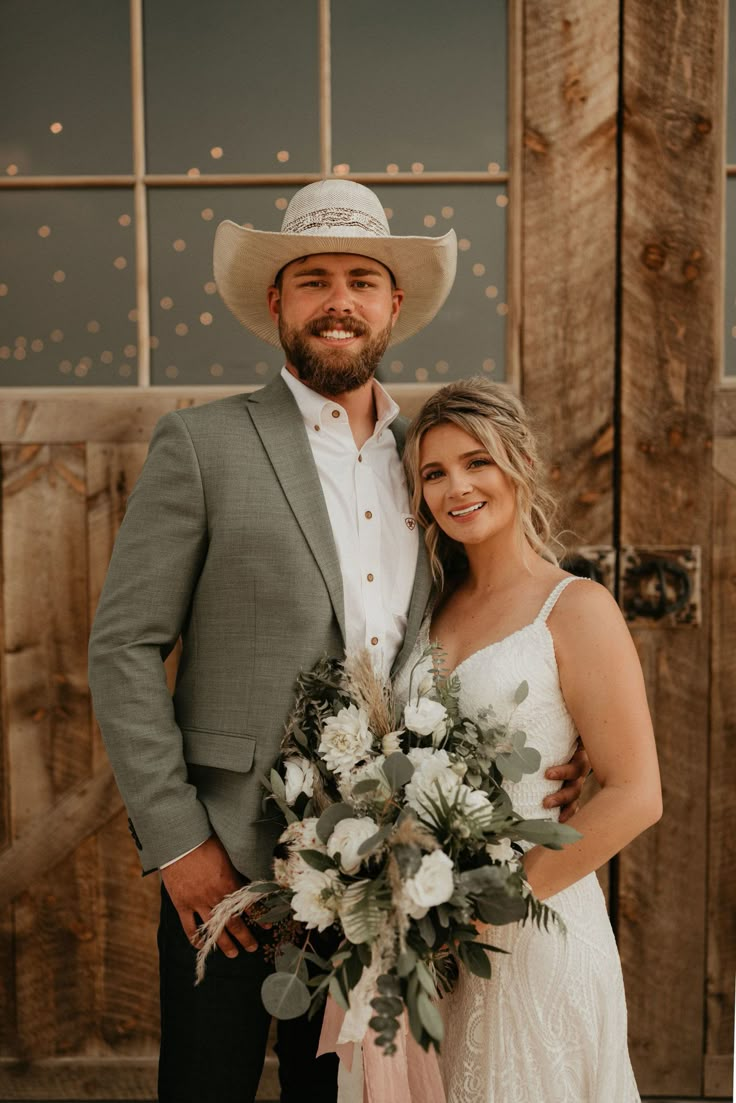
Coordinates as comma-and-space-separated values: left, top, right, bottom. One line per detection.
3, 444, 97, 1059
619, 0, 725, 1092
522, 0, 618, 542
707, 462, 736, 1082
0, 425, 16, 1055
86, 443, 161, 1055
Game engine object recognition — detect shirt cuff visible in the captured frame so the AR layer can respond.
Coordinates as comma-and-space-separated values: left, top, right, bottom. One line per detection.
159, 837, 209, 869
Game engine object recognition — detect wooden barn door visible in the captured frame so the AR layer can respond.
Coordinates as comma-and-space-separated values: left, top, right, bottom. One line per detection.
523, 1, 732, 1098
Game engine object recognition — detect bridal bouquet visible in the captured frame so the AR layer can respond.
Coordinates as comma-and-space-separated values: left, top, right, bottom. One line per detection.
196, 648, 579, 1056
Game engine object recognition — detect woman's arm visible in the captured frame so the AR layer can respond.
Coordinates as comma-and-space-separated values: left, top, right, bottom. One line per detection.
521, 581, 662, 900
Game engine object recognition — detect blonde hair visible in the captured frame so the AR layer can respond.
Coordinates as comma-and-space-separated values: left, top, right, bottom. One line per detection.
403, 378, 560, 589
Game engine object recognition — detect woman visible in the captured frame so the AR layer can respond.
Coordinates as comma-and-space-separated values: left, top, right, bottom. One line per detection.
397, 378, 662, 1103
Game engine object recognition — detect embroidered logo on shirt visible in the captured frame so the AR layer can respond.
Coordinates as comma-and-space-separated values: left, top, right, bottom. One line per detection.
404, 517, 417, 531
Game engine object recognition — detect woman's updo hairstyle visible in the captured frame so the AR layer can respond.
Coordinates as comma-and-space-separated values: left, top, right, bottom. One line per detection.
403, 377, 559, 589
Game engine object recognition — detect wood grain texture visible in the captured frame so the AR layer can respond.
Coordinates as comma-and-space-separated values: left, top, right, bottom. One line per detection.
3, 444, 97, 1059
521, 0, 618, 543
707, 453, 736, 1076
619, 0, 725, 1092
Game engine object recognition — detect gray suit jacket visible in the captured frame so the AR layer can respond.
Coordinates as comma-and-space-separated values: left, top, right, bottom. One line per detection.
88, 375, 432, 878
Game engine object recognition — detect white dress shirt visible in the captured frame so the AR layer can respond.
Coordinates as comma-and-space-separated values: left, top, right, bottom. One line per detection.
281, 367, 418, 675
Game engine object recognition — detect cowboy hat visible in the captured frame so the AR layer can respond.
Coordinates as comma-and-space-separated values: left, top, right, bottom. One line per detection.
213, 179, 457, 347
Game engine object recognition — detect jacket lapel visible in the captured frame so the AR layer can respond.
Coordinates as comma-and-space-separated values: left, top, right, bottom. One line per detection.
388, 415, 434, 676
247, 376, 346, 644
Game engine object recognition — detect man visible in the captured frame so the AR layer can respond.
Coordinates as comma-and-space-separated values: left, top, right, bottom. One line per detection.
88, 180, 586, 1103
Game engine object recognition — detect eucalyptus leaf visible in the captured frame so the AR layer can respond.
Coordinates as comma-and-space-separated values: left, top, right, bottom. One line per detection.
393, 843, 422, 878
417, 990, 444, 1043
514, 680, 529, 705
316, 803, 356, 843
396, 948, 417, 977
298, 848, 337, 873
274, 942, 308, 982
351, 778, 380, 796
270, 768, 287, 801
369, 1015, 397, 1034
459, 865, 509, 895
475, 890, 527, 926
371, 995, 404, 1016
506, 818, 582, 849
496, 739, 541, 783
261, 972, 311, 1020
382, 751, 415, 791
458, 940, 492, 979
417, 912, 436, 948
414, 959, 436, 997
328, 972, 349, 1012
357, 825, 392, 857
377, 973, 401, 997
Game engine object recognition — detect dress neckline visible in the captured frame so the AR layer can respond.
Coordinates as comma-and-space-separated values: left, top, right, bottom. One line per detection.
427, 575, 583, 679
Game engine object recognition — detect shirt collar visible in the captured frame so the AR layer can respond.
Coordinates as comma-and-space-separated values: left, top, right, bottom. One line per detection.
280, 366, 400, 437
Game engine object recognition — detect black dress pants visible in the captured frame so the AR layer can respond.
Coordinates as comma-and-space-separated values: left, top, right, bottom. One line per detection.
157, 886, 339, 1103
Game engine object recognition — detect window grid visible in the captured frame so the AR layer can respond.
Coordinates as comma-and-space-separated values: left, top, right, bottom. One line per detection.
0, 0, 520, 391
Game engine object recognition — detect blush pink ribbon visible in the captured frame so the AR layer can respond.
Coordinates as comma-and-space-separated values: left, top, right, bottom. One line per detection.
318, 995, 446, 1103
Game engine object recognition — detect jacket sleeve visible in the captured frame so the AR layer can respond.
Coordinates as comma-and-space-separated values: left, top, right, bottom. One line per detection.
88, 411, 212, 871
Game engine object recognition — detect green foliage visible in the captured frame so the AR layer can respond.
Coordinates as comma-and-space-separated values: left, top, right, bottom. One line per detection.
261, 971, 311, 1019
339, 879, 382, 944
316, 802, 355, 843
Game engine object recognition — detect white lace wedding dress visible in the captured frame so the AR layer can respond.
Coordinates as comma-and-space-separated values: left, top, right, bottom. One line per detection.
394, 577, 640, 1103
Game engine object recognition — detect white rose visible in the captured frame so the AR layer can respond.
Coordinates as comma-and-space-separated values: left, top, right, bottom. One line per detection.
283, 756, 315, 805
319, 704, 374, 775
327, 816, 380, 874
458, 786, 495, 828
486, 838, 516, 863
291, 868, 341, 931
403, 851, 455, 919
273, 817, 324, 888
417, 673, 434, 696
405, 749, 460, 816
404, 697, 448, 739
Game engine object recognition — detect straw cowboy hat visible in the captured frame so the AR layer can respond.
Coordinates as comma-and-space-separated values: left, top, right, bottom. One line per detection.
213, 179, 457, 347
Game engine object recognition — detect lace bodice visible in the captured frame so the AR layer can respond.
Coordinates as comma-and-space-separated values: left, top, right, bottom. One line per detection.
394, 576, 583, 823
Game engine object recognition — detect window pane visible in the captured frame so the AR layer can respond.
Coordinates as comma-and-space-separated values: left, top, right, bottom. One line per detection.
373, 185, 507, 384
332, 0, 507, 173
0, 191, 137, 385
726, 177, 736, 377
148, 188, 296, 385
0, 0, 132, 176
144, 1, 320, 175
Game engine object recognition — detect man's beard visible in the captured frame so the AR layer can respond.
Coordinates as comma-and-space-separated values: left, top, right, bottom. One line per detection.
278, 315, 393, 396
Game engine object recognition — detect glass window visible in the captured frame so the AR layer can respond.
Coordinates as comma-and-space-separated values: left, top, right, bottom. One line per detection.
144, 0, 320, 175
331, 0, 506, 173
0, 0, 132, 176
0, 190, 137, 385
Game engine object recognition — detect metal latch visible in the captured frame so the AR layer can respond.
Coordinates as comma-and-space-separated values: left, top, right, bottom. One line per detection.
620, 546, 701, 627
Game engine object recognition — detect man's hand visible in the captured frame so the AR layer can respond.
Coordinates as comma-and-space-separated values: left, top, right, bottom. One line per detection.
542, 741, 591, 823
161, 835, 258, 957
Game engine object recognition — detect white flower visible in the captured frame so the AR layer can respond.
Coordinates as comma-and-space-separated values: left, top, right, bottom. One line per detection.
382, 730, 403, 756
417, 673, 434, 697
283, 756, 315, 805
486, 838, 516, 863
404, 697, 448, 740
318, 703, 374, 775
272, 817, 324, 888
327, 816, 379, 874
291, 868, 341, 931
338, 756, 392, 803
405, 749, 461, 815
458, 786, 496, 828
403, 851, 455, 919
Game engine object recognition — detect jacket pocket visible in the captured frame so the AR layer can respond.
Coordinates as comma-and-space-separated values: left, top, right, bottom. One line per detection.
181, 728, 256, 773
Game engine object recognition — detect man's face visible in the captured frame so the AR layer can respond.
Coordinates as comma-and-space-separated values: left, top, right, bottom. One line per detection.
266, 253, 404, 396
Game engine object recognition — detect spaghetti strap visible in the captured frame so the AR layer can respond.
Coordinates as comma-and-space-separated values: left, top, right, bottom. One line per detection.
536, 575, 588, 625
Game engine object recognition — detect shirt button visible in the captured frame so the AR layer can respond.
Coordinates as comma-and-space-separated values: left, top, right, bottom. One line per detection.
367, 573, 374, 582
370, 636, 379, 646
364, 510, 373, 519
331, 409, 340, 419
313, 424, 320, 432
358, 455, 363, 463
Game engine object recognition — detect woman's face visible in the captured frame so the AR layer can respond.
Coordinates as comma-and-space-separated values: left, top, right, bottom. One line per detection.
418, 422, 518, 548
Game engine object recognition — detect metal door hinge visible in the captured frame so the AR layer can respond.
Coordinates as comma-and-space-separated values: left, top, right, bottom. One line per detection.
620, 546, 701, 627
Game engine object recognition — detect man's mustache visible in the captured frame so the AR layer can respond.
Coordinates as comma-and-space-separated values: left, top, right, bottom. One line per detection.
305, 317, 369, 338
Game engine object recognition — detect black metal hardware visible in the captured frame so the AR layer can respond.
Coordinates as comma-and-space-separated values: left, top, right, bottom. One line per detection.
623, 559, 691, 619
